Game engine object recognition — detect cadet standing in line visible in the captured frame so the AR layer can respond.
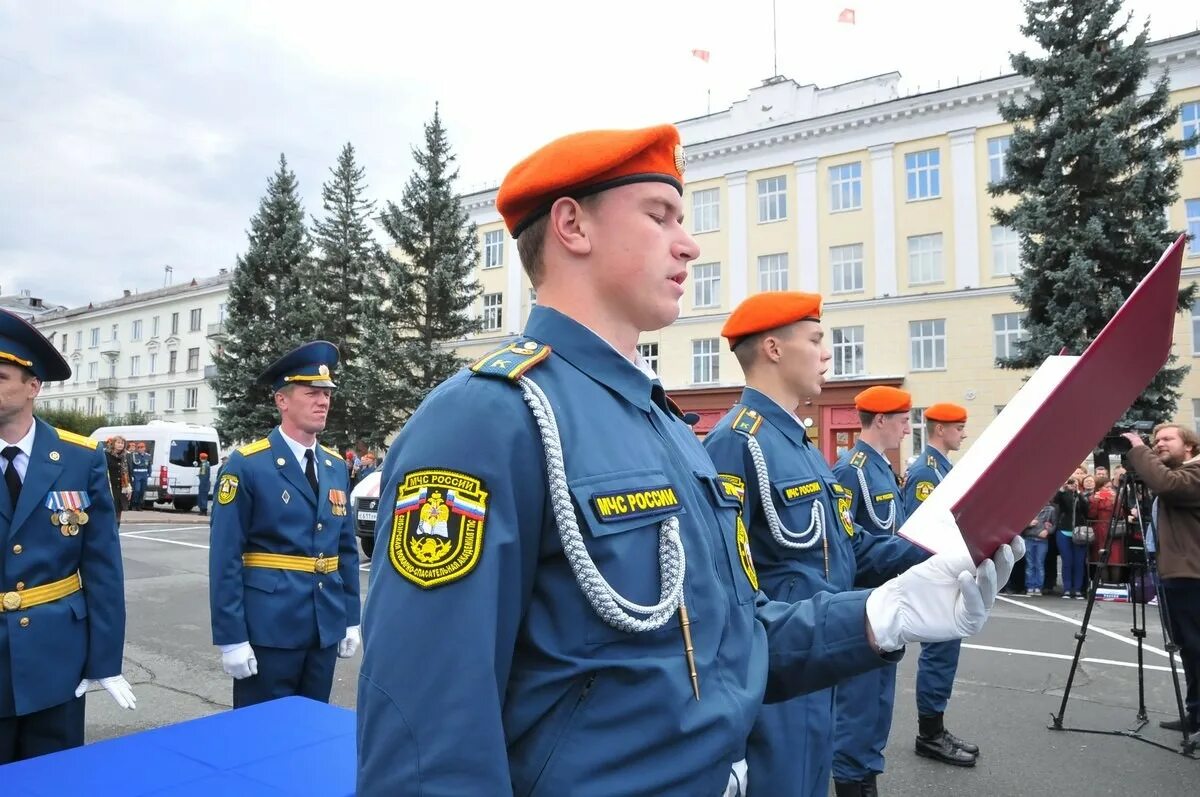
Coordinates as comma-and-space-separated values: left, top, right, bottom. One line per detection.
703, 297, 931, 797
356, 125, 1018, 796
901, 403, 977, 765
129, 442, 150, 510
197, 452, 211, 517
830, 387, 925, 797
0, 309, 135, 763
208, 341, 361, 708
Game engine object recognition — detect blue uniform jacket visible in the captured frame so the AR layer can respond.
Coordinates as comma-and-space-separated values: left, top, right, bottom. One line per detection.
0, 419, 125, 717
357, 307, 897, 797
902, 445, 952, 517
209, 428, 360, 650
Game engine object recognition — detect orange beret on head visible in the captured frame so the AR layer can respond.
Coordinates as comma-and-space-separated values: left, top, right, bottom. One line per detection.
855, 386, 912, 414
925, 402, 968, 423
496, 124, 685, 237
721, 291, 822, 350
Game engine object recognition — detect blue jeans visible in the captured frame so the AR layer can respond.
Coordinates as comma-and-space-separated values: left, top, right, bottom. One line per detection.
1024, 537, 1048, 590
1058, 531, 1086, 594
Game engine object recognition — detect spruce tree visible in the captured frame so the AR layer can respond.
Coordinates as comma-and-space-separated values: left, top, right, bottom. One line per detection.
992, 0, 1196, 422
381, 105, 482, 417
214, 155, 315, 444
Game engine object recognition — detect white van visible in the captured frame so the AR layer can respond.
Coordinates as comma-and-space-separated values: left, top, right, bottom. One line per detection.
89, 421, 223, 512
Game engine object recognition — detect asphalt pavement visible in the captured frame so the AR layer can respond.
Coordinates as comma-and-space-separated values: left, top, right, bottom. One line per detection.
93, 515, 1196, 796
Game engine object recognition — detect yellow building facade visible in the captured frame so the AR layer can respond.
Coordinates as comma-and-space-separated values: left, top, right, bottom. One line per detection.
459, 33, 1200, 466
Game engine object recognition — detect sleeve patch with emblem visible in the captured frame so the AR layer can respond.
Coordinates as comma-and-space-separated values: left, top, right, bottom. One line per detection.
914, 481, 935, 502
836, 490, 856, 537
217, 474, 240, 505
717, 473, 746, 505
389, 469, 488, 589
736, 514, 759, 591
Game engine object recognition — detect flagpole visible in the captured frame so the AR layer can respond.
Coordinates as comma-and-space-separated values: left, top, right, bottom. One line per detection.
772, 0, 778, 76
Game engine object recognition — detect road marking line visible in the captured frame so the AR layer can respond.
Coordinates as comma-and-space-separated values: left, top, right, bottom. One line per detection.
120, 531, 209, 550
995, 595, 1169, 658
963, 642, 1176, 672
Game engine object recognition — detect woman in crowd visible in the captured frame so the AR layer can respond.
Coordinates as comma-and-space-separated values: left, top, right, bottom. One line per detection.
1089, 474, 1121, 583
1055, 476, 1091, 599
105, 435, 131, 527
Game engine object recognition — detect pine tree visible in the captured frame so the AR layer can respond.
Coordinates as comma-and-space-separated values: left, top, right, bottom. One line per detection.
381, 105, 482, 417
214, 155, 315, 444
992, 0, 1196, 422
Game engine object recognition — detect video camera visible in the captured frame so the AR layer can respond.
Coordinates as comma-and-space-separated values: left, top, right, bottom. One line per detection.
1100, 419, 1157, 456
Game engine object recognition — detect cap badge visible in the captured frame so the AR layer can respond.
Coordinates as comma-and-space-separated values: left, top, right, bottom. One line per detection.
673, 143, 686, 176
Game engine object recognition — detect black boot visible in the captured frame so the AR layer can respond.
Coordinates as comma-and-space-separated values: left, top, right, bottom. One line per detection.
834, 775, 878, 797
916, 713, 977, 766
942, 727, 980, 756
1159, 713, 1200, 733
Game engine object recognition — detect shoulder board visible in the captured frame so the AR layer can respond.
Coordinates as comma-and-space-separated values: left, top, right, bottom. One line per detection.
470, 339, 551, 381
55, 428, 100, 450
319, 444, 342, 459
926, 454, 938, 468
238, 438, 271, 457
850, 450, 867, 469
731, 406, 763, 436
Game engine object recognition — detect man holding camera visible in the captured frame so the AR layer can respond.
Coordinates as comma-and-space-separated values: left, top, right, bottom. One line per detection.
1123, 424, 1200, 733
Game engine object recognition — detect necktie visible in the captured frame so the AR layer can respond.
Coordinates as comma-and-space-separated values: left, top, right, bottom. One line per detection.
2, 446, 22, 507
304, 449, 319, 497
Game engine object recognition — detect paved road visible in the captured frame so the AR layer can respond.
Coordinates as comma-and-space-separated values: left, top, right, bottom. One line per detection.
92, 518, 1197, 794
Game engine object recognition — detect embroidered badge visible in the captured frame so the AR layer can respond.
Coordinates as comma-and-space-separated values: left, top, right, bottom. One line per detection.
45, 491, 91, 536
914, 481, 935, 502
328, 488, 347, 517
778, 479, 822, 504
717, 473, 746, 505
590, 484, 682, 522
873, 492, 895, 503
831, 483, 855, 537
389, 469, 488, 588
217, 474, 239, 505
736, 513, 758, 590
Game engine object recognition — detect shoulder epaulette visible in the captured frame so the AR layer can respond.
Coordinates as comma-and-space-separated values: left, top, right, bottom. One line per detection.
731, 406, 763, 436
469, 339, 551, 381
55, 428, 100, 450
238, 438, 270, 457
850, 450, 867, 469
319, 444, 342, 459
926, 455, 939, 469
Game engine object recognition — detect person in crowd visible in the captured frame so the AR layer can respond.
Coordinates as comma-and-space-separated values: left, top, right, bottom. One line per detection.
1023, 502, 1057, 596
1055, 477, 1090, 599
104, 435, 130, 527
1089, 475, 1121, 583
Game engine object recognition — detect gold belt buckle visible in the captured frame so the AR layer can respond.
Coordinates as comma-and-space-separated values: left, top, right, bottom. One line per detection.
2, 592, 21, 611
314, 555, 334, 574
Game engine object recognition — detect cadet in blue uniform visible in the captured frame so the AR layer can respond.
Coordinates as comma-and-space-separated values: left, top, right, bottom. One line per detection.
197, 452, 211, 516
129, 442, 150, 509
356, 126, 1015, 796
208, 341, 361, 708
0, 309, 135, 763
703, 297, 928, 797
831, 387, 924, 797
901, 403, 977, 766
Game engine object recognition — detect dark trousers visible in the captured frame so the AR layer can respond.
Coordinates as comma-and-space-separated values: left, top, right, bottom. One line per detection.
1160, 578, 1200, 717
232, 645, 338, 709
0, 696, 85, 764
1044, 531, 1060, 592
916, 640, 961, 717
198, 477, 211, 515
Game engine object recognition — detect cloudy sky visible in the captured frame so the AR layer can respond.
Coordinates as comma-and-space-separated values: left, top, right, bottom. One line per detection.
2, 0, 1197, 307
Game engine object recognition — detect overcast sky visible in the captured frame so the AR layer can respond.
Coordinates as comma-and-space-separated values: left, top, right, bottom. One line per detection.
2, 0, 1197, 307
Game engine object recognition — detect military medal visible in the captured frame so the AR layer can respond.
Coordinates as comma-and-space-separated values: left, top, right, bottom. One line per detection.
45, 491, 92, 531
76, 510, 89, 525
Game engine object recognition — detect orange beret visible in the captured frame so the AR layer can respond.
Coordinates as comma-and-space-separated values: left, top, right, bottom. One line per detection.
855, 386, 912, 414
721, 291, 822, 349
496, 124, 685, 237
925, 402, 968, 423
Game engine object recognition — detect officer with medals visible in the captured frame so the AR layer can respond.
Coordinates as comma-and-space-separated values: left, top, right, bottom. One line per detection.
0, 309, 135, 763
830, 387, 925, 797
356, 125, 1020, 796
208, 341, 361, 708
703, 297, 929, 797
901, 403, 977, 766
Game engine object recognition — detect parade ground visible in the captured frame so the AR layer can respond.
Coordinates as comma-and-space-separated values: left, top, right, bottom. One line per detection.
94, 513, 1197, 796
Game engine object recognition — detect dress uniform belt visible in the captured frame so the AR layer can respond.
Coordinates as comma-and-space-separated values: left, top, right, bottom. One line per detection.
0, 571, 83, 612
242, 552, 340, 574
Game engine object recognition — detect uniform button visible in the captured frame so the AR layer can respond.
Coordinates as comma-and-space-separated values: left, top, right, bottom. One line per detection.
19, 617, 29, 628
15, 582, 24, 591
316, 523, 324, 532
318, 582, 324, 590
11, 544, 21, 554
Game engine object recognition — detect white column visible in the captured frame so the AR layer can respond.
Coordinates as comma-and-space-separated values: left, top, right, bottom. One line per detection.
949, 127, 980, 290
795, 158, 820, 291
726, 171, 749, 305
869, 144, 897, 296
505, 235, 522, 334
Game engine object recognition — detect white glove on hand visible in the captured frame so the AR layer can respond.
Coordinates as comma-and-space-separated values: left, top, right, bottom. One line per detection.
75, 675, 137, 710
338, 625, 361, 659
219, 641, 258, 679
998, 535, 1025, 589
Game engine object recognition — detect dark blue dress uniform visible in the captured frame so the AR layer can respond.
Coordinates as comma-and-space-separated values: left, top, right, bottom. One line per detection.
129, 449, 150, 508
357, 307, 900, 796
0, 310, 125, 763
208, 342, 360, 708
704, 391, 924, 797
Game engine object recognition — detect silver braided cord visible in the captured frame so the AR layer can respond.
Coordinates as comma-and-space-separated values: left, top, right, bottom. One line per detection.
743, 434, 824, 550
855, 465, 896, 533
518, 375, 685, 633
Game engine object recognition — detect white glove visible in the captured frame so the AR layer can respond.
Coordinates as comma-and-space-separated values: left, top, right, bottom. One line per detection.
338, 625, 361, 659
75, 675, 137, 710
219, 641, 258, 679
999, 535, 1025, 588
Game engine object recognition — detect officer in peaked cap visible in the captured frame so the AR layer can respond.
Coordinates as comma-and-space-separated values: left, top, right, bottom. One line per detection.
357, 126, 1017, 796
0, 309, 134, 764
208, 341, 361, 708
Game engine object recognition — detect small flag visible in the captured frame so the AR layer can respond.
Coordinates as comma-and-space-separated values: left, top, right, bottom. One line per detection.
838, 8, 856, 24
691, 49, 710, 63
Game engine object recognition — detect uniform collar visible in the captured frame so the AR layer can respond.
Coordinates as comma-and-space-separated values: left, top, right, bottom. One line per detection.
0, 419, 35, 458
854, 438, 891, 469
739, 387, 811, 448
277, 426, 318, 468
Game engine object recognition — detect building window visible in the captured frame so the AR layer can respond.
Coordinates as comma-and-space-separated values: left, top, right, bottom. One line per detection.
148, 391, 156, 413
830, 243, 864, 294
692, 262, 721, 309
108, 360, 117, 379
692, 188, 720, 233
1192, 301, 1200, 355
831, 326, 865, 377
89, 327, 99, 348
56, 399, 63, 409
910, 408, 926, 455
149, 353, 157, 374
87, 396, 96, 414
130, 355, 141, 376
483, 229, 504, 268
907, 233, 944, 285
757, 253, 789, 291
991, 225, 1022, 275
909, 319, 947, 371
166, 389, 176, 410
168, 351, 177, 374
829, 162, 862, 211
691, 338, 720, 384
131, 319, 143, 340
1184, 102, 1199, 159
87, 362, 97, 381
128, 393, 138, 413
636, 342, 659, 374
185, 388, 198, 410
74, 330, 82, 350
106, 398, 115, 415
482, 292, 503, 331
988, 136, 1011, 184
190, 308, 202, 332
152, 315, 160, 337
110, 323, 118, 341
218, 302, 226, 322
187, 348, 200, 372
905, 148, 941, 200
993, 312, 1028, 361
60, 334, 68, 353
171, 312, 180, 335
757, 175, 787, 222
1187, 199, 1200, 257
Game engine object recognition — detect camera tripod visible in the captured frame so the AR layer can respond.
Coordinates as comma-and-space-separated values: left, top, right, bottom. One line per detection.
1048, 475, 1197, 756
